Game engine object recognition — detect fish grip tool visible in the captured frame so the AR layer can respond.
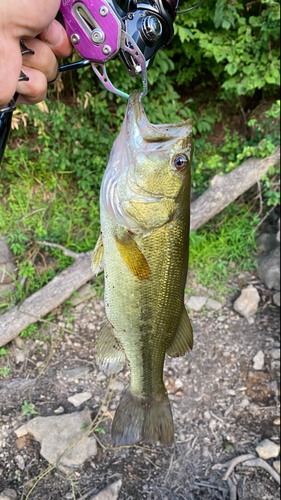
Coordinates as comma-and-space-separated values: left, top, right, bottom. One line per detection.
0, 0, 205, 164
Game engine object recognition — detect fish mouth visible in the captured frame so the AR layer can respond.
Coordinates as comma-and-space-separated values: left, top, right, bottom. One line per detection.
126, 90, 193, 143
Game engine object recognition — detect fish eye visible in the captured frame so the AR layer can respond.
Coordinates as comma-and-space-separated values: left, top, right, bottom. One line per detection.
172, 154, 188, 171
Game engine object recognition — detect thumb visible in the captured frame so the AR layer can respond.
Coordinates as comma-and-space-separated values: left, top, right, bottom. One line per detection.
38, 19, 72, 58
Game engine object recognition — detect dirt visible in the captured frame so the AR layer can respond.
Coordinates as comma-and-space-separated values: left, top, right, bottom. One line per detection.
0, 272, 280, 500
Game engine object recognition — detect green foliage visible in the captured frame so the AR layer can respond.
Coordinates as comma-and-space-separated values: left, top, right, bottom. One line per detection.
21, 400, 38, 417
174, 0, 280, 97
20, 324, 39, 338
0, 348, 11, 377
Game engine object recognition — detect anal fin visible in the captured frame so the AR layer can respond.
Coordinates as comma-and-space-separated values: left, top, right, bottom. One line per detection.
96, 319, 125, 375
166, 307, 193, 358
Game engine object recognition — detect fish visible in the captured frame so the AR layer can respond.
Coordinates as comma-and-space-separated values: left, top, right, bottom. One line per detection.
92, 90, 194, 446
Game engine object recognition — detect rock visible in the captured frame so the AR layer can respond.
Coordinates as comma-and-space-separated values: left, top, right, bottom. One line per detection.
273, 460, 280, 475
14, 349, 25, 364
69, 283, 97, 306
109, 380, 125, 392
240, 398, 250, 408
15, 407, 97, 469
54, 406, 64, 415
14, 337, 24, 350
253, 350, 265, 371
96, 372, 107, 382
68, 392, 92, 407
15, 454, 25, 470
257, 246, 280, 291
255, 439, 280, 459
209, 419, 217, 431
175, 379, 184, 390
273, 292, 280, 307
205, 298, 222, 311
65, 367, 89, 381
269, 349, 280, 360
256, 233, 279, 253
0, 489, 17, 500
0, 237, 16, 284
186, 296, 207, 312
92, 480, 122, 500
233, 285, 260, 319
217, 315, 226, 322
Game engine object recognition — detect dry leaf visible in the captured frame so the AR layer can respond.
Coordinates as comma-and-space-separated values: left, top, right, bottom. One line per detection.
36, 101, 49, 113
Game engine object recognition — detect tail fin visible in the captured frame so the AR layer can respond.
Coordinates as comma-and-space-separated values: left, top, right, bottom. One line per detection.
112, 388, 174, 446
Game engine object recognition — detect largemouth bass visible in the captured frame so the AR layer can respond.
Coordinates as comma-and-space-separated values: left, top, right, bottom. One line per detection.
92, 90, 194, 446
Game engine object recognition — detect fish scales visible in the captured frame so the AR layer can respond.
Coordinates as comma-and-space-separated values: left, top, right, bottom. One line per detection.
92, 90, 194, 446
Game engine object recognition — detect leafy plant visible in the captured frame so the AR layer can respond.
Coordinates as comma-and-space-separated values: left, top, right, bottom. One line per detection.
21, 400, 38, 417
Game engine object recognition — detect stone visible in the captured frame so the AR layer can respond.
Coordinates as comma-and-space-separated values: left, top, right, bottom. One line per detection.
65, 367, 89, 381
205, 298, 222, 311
69, 283, 97, 306
109, 380, 125, 392
175, 379, 184, 390
273, 461, 280, 475
15, 407, 97, 469
96, 372, 107, 382
15, 454, 25, 470
273, 292, 280, 307
54, 406, 64, 415
233, 285, 260, 319
14, 349, 25, 364
186, 296, 207, 312
239, 398, 250, 408
92, 480, 122, 500
253, 350, 265, 371
257, 246, 280, 291
209, 419, 217, 431
269, 349, 280, 360
255, 439, 280, 460
256, 233, 279, 253
0, 490, 17, 500
14, 337, 24, 350
68, 392, 92, 407
0, 237, 16, 284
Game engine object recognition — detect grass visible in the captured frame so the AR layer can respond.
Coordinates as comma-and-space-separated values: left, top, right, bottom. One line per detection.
188, 202, 260, 291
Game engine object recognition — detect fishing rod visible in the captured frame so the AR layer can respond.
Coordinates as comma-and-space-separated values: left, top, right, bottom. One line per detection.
0, 0, 205, 165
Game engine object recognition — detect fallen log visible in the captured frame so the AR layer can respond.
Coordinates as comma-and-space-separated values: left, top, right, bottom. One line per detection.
0, 148, 279, 346
0, 251, 93, 346
190, 146, 280, 231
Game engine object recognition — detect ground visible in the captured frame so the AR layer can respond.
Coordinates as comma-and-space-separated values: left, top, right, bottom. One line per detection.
0, 270, 280, 500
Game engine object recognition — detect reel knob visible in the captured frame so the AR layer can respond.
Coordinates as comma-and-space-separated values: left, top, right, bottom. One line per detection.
142, 16, 163, 42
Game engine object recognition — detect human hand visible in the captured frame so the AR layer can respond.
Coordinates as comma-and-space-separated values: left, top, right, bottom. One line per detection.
0, 0, 73, 109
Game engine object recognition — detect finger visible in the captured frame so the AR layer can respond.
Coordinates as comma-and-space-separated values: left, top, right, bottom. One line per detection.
38, 20, 73, 59
0, 37, 22, 108
16, 66, 47, 105
21, 38, 58, 83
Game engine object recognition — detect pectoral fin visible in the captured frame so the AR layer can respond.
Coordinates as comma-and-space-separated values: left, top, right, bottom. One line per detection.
115, 232, 151, 281
96, 319, 126, 375
91, 233, 104, 275
166, 307, 193, 357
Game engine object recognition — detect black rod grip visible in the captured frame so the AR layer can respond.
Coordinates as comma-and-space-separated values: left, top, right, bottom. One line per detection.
0, 111, 13, 165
